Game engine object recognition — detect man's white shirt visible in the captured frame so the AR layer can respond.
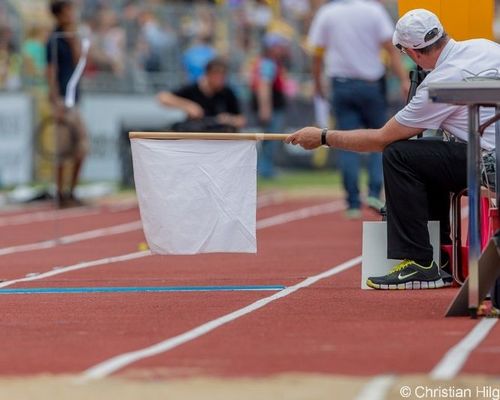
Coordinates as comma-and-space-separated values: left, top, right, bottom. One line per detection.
308, 0, 394, 81
396, 39, 500, 150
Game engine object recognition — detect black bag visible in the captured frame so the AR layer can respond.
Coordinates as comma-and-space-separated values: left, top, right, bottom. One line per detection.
171, 117, 237, 133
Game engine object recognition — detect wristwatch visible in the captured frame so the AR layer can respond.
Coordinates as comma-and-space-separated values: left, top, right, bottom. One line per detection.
321, 128, 329, 147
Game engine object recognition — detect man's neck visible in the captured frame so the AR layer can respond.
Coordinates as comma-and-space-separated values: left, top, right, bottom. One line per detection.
429, 38, 451, 69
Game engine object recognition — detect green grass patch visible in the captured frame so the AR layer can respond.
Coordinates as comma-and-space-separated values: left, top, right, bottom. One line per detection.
258, 169, 368, 191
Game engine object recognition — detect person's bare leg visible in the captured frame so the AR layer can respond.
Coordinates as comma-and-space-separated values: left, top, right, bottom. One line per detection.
56, 162, 65, 208
68, 156, 85, 205
70, 157, 83, 194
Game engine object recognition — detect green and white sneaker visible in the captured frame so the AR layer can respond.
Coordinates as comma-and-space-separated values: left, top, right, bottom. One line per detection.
366, 196, 385, 214
366, 259, 446, 290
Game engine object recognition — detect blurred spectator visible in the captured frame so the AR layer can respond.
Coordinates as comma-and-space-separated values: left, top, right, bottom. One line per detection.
157, 58, 245, 132
79, 0, 105, 21
0, 24, 22, 90
46, 0, 88, 207
181, 5, 216, 44
22, 24, 49, 87
182, 35, 216, 83
250, 32, 290, 178
308, 0, 408, 218
246, 0, 273, 40
89, 6, 126, 76
137, 10, 177, 72
282, 0, 311, 19
122, 0, 141, 52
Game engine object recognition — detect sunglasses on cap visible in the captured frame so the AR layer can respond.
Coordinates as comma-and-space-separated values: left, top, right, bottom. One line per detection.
424, 27, 440, 43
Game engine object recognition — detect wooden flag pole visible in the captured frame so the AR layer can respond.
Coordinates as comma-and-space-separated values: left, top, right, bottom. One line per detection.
129, 131, 290, 141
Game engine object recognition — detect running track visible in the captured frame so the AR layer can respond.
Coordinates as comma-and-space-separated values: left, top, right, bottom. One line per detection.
0, 195, 498, 386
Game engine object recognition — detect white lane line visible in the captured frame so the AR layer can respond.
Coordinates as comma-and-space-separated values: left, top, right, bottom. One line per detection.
331, 207, 477, 400
0, 251, 150, 289
256, 192, 285, 208
0, 203, 138, 227
0, 221, 142, 257
80, 255, 362, 380
257, 200, 344, 229
354, 375, 396, 400
0, 200, 344, 258
430, 318, 498, 380
427, 204, 495, 379
0, 207, 100, 227
0, 191, 280, 228
0, 200, 345, 287
355, 310, 498, 398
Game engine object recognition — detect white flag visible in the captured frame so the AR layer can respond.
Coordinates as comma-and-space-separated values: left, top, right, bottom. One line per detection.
131, 139, 257, 254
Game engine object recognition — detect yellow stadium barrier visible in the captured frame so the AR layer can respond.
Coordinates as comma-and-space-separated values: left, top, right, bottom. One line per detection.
398, 0, 494, 40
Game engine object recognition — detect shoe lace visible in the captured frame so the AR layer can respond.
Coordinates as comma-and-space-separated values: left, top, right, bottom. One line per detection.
389, 259, 413, 274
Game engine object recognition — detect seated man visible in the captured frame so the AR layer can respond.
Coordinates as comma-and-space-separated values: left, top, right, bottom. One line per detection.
286, 9, 500, 290
157, 58, 245, 132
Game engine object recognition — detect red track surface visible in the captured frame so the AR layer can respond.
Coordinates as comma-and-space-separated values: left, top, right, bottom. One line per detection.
0, 197, 498, 379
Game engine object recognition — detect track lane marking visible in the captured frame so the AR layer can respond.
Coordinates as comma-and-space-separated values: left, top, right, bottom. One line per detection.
0, 191, 282, 228
0, 285, 286, 294
0, 221, 143, 257
354, 375, 396, 400
0, 252, 149, 289
0, 203, 138, 228
0, 200, 344, 257
80, 255, 362, 380
0, 200, 345, 287
257, 201, 345, 229
0, 206, 100, 226
354, 205, 481, 399
430, 318, 498, 380
356, 319, 498, 399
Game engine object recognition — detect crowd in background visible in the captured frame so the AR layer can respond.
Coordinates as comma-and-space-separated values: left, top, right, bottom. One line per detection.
0, 0, 327, 94
1, 0, 500, 113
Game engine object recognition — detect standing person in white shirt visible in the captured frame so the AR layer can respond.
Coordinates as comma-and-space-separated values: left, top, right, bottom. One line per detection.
286, 8, 500, 290
308, 0, 409, 219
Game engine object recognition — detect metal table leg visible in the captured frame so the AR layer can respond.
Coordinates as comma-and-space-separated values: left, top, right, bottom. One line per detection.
468, 105, 481, 317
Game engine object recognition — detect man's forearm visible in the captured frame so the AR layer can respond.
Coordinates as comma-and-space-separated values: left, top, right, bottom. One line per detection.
157, 92, 191, 112
286, 117, 422, 151
325, 128, 387, 152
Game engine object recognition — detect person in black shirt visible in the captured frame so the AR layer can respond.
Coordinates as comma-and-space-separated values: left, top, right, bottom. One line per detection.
157, 58, 245, 131
46, 0, 88, 207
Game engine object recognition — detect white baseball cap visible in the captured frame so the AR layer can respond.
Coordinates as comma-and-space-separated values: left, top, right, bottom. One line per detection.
392, 9, 444, 50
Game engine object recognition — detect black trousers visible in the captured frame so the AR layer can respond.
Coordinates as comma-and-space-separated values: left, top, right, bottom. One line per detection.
383, 140, 468, 261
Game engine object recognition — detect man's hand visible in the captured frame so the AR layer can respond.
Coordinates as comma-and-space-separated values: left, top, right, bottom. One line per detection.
216, 113, 235, 126
185, 103, 204, 119
285, 126, 322, 150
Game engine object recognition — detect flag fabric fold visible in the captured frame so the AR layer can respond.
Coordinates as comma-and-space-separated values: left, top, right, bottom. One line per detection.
131, 138, 257, 254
